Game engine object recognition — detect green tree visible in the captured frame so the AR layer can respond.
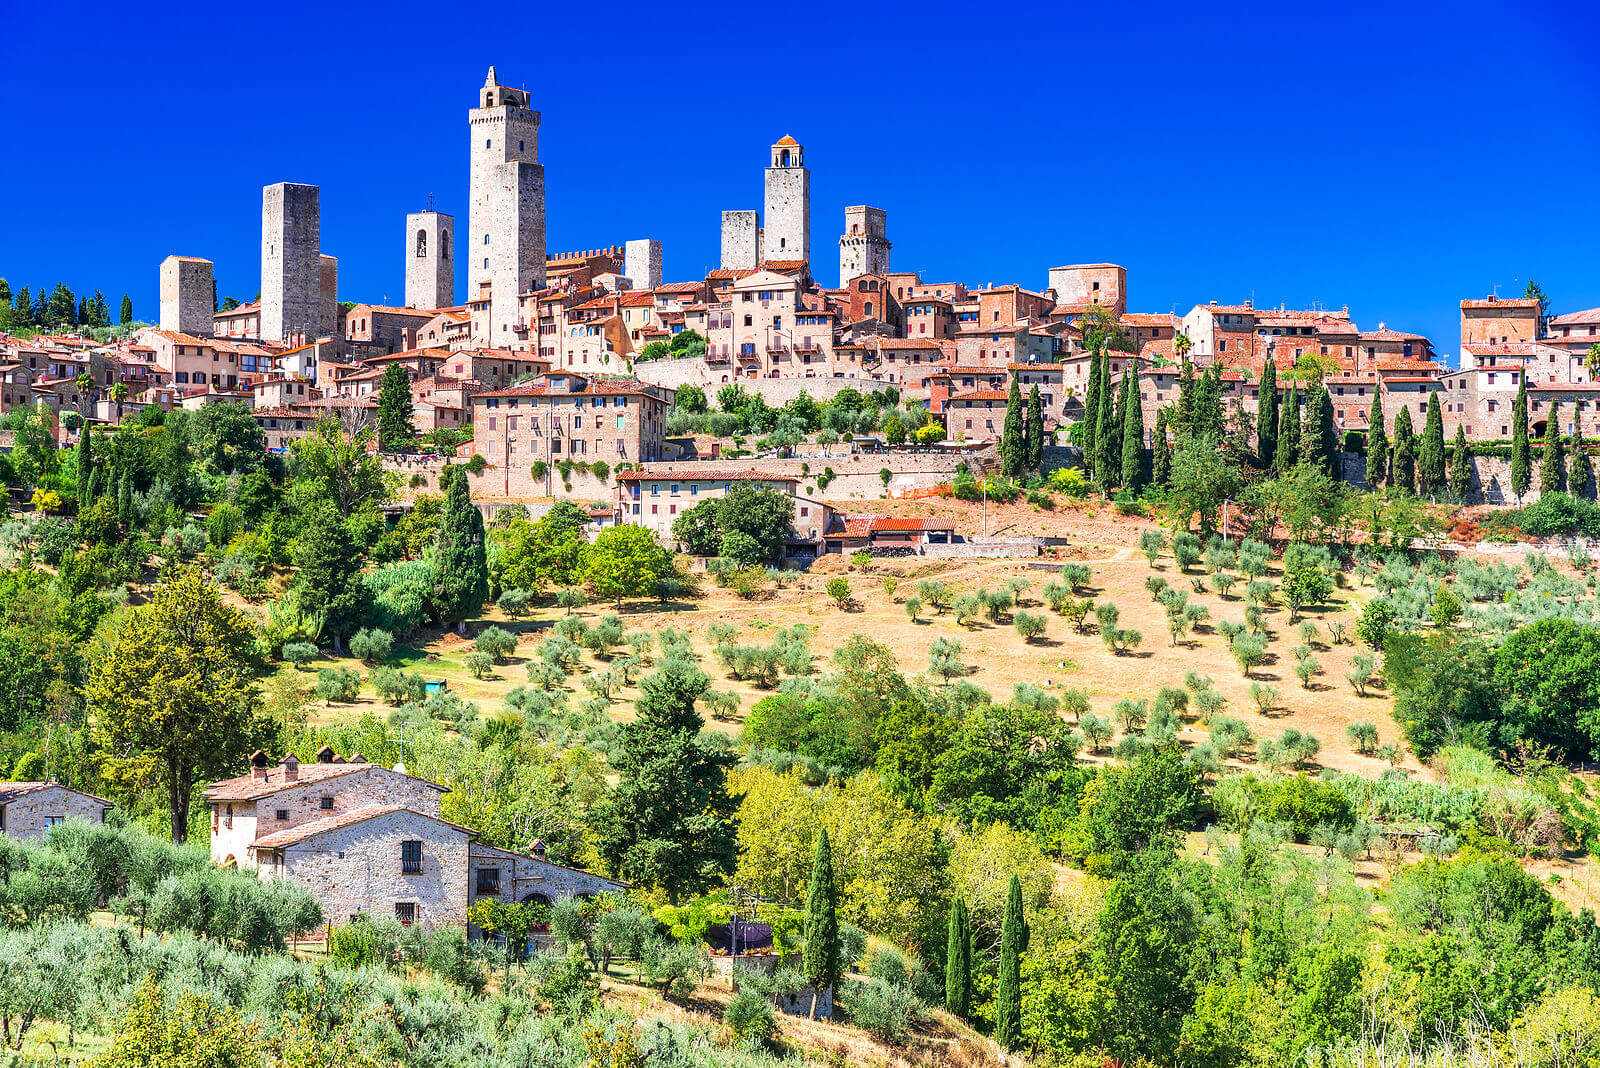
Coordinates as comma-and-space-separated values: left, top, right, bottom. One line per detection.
1391, 406, 1416, 492
717, 481, 795, 564
292, 419, 392, 516
1275, 386, 1300, 473
944, 897, 973, 1020
1094, 367, 1119, 488
1025, 384, 1045, 472
994, 874, 1029, 1050
801, 829, 841, 1019
1450, 424, 1473, 499
294, 506, 367, 640
1418, 391, 1446, 494
1366, 391, 1388, 487
594, 659, 739, 901
583, 524, 675, 607
1120, 370, 1145, 493
883, 410, 906, 446
1257, 358, 1279, 469
1081, 350, 1102, 465
1166, 433, 1242, 536
430, 471, 489, 626
74, 430, 93, 501
1496, 617, 1600, 759
86, 568, 269, 843
119, 294, 132, 325
1571, 421, 1594, 498
676, 384, 707, 412
1511, 374, 1531, 502
1526, 279, 1551, 335
1151, 407, 1171, 486
1541, 401, 1566, 496
1000, 378, 1025, 479
1313, 386, 1339, 479
375, 363, 416, 452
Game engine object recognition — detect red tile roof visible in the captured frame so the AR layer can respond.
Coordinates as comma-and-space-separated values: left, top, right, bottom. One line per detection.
251, 804, 474, 850
615, 468, 798, 483
0, 782, 112, 806
950, 390, 1011, 402
472, 376, 665, 400
1550, 307, 1600, 326
1461, 297, 1539, 310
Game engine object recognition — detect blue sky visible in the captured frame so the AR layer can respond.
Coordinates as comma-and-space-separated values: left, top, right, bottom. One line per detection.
3, 1, 1595, 363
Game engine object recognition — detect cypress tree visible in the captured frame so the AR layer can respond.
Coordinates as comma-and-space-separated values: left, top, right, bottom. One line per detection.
802, 828, 840, 1019
1258, 358, 1279, 469
994, 874, 1029, 1051
430, 468, 489, 626
1025, 384, 1044, 472
1000, 377, 1025, 478
1151, 407, 1172, 486
75, 430, 92, 498
1081, 349, 1102, 464
1121, 369, 1146, 492
1194, 367, 1223, 440
376, 363, 417, 453
943, 897, 972, 1020
1392, 406, 1417, 492
1418, 392, 1446, 495
1275, 386, 1300, 473
1511, 375, 1531, 502
1571, 422, 1594, 498
1541, 401, 1566, 496
116, 472, 133, 528
1450, 424, 1473, 500
1174, 359, 1195, 434
85, 465, 102, 505
1094, 367, 1118, 488
119, 294, 132, 325
1301, 387, 1327, 474
1315, 386, 1339, 480
1366, 391, 1387, 487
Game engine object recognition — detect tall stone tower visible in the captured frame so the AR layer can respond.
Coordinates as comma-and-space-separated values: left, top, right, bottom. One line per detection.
838, 206, 890, 286
319, 255, 339, 338
469, 67, 545, 342
261, 182, 321, 344
763, 136, 809, 264
720, 211, 760, 270
624, 239, 662, 291
159, 255, 214, 337
406, 211, 456, 309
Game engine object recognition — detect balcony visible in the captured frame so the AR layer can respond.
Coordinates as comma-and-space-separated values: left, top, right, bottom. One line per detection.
766, 343, 789, 355
793, 343, 821, 355
737, 350, 761, 364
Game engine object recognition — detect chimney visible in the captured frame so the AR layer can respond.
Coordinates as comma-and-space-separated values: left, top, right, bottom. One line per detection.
530, 839, 547, 857
315, 746, 335, 764
249, 750, 269, 782
349, 753, 367, 763
281, 754, 299, 781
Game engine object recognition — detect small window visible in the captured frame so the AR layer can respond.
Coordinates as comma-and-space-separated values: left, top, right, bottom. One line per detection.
395, 902, 417, 926
401, 840, 423, 874
276, 809, 289, 821
476, 868, 501, 895
319, 797, 334, 810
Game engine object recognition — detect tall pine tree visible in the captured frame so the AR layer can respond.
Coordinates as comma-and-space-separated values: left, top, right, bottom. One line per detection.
1025, 384, 1044, 472
802, 829, 840, 1019
431, 469, 489, 626
1571, 422, 1593, 499
1391, 406, 1417, 492
1081, 349, 1102, 465
119, 294, 133, 325
1151, 407, 1172, 486
1301, 387, 1327, 474
1450, 424, 1473, 500
1275, 386, 1300, 473
1510, 374, 1531, 502
1315, 387, 1339, 479
944, 897, 973, 1020
1418, 392, 1446, 495
994, 874, 1029, 1051
1121, 370, 1145, 492
1094, 367, 1118, 488
1541, 401, 1566, 496
376, 363, 417, 452
75, 430, 93, 500
1258, 359, 1279, 469
999, 377, 1025, 478
1366, 392, 1387, 487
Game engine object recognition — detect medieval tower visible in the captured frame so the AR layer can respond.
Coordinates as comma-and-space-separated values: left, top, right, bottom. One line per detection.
720, 210, 760, 271
158, 255, 214, 337
763, 136, 809, 264
261, 182, 321, 344
469, 67, 545, 342
406, 210, 455, 309
838, 206, 890, 286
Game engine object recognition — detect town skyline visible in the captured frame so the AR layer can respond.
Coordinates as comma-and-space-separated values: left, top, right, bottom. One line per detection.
5, 0, 1597, 361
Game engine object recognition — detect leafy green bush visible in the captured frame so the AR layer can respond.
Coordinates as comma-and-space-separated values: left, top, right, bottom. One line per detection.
349, 627, 392, 663
848, 975, 921, 1042
315, 667, 361, 703
475, 625, 517, 662
281, 641, 317, 670
724, 989, 777, 1044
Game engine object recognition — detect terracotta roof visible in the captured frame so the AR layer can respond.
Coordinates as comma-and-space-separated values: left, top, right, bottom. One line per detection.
1381, 376, 1439, 385
949, 390, 1011, 402
215, 301, 260, 315
251, 804, 474, 851
759, 259, 809, 271
1120, 313, 1176, 327
1530, 382, 1600, 392
360, 347, 449, 365
654, 282, 704, 294
705, 269, 758, 281
472, 376, 665, 400
346, 304, 437, 318
616, 468, 798, 483
874, 338, 942, 349
774, 134, 799, 147
1461, 297, 1540, 310
205, 760, 444, 801
1360, 329, 1428, 341
932, 365, 1008, 376
870, 516, 955, 532
1550, 307, 1600, 326
1007, 362, 1065, 373
0, 782, 112, 806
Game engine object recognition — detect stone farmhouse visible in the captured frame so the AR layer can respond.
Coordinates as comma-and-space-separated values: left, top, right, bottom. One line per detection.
205, 747, 624, 936
0, 782, 111, 841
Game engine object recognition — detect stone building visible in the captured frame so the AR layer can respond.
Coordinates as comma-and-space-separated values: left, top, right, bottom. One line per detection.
1048, 264, 1127, 318
407, 211, 456, 310
616, 468, 828, 552
0, 783, 111, 841
720, 210, 761, 271
1461, 294, 1539, 350
763, 137, 810, 264
469, 67, 546, 343
471, 371, 675, 485
261, 182, 322, 344
624, 239, 663, 292
344, 305, 441, 354
838, 206, 890, 287
319, 256, 339, 338
159, 256, 214, 337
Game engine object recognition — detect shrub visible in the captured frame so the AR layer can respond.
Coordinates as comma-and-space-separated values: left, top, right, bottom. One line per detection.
1210, 716, 1254, 758
475, 625, 517, 662
1230, 633, 1268, 677
282, 641, 317, 670
1346, 652, 1375, 697
464, 651, 493, 679
1249, 681, 1279, 714
903, 595, 922, 621
1347, 721, 1380, 754
1078, 712, 1114, 751
349, 627, 393, 664
315, 667, 361, 703
1062, 563, 1092, 591
848, 976, 920, 1043
1139, 530, 1166, 566
327, 914, 401, 970
497, 588, 533, 616
724, 989, 777, 1045
1172, 532, 1203, 570
372, 667, 426, 705
1014, 611, 1048, 642
1293, 657, 1318, 688
826, 576, 851, 608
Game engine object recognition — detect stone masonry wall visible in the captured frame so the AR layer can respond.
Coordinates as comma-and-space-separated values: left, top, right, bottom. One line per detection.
159, 256, 214, 337
0, 787, 106, 842
279, 810, 469, 932
211, 766, 444, 867
261, 183, 321, 343
720, 210, 759, 271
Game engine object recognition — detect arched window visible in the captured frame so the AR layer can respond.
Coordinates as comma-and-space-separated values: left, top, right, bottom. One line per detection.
416, 230, 427, 257
865, 301, 874, 317
441, 231, 451, 260
781, 149, 791, 166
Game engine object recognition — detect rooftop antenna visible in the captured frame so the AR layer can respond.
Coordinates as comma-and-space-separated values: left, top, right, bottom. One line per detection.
425, 192, 438, 212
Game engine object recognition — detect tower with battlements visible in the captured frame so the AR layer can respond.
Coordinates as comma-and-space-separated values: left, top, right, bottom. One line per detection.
469, 67, 545, 342
838, 206, 890, 286
406, 211, 455, 309
763, 136, 809, 264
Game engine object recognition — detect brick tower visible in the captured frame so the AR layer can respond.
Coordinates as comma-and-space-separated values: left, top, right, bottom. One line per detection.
763, 136, 809, 265
469, 67, 545, 342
